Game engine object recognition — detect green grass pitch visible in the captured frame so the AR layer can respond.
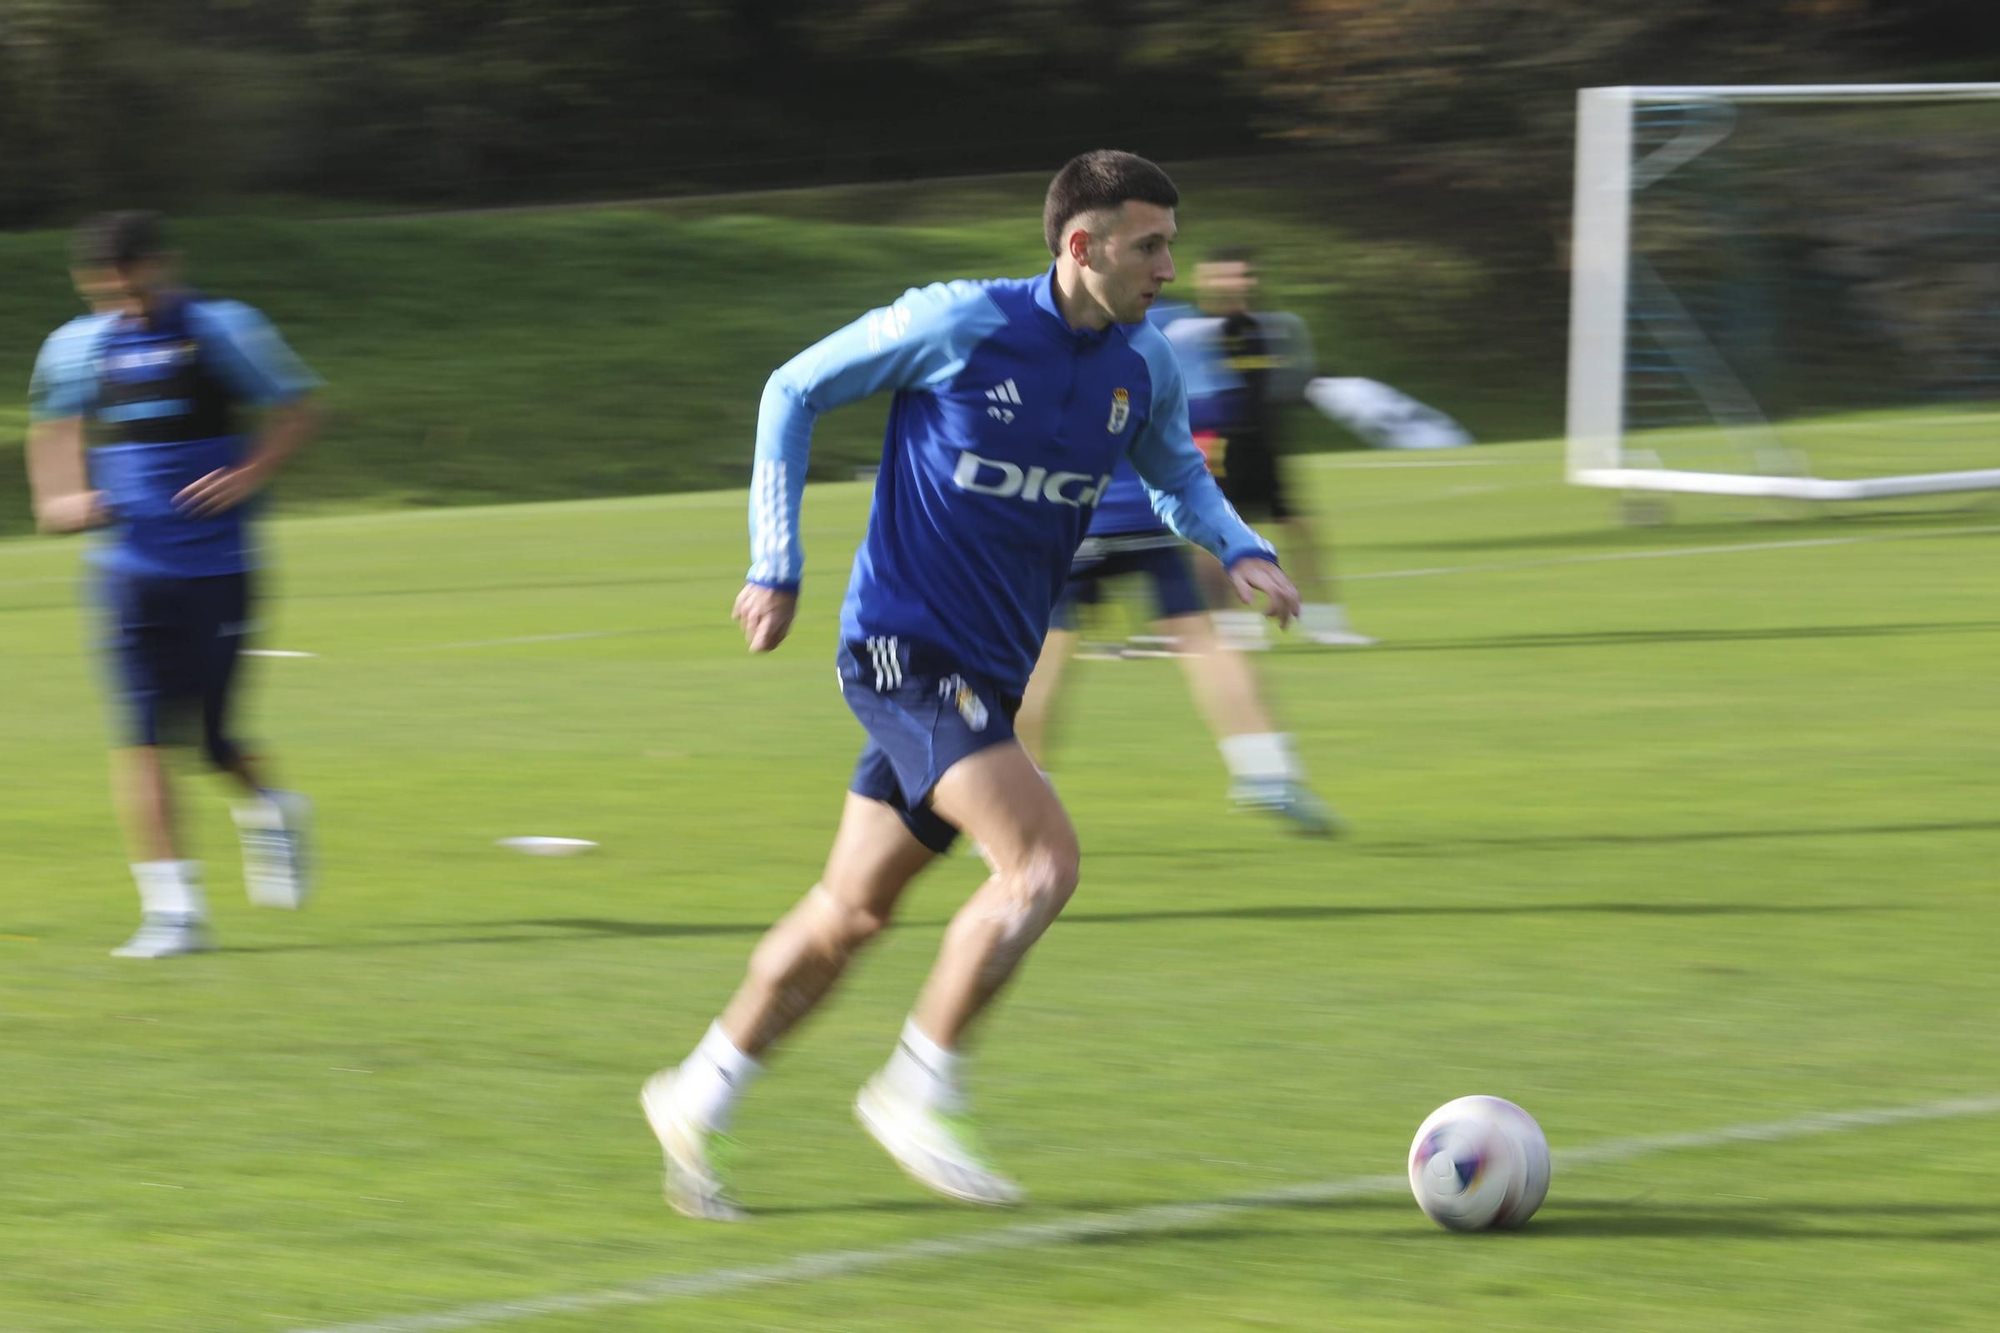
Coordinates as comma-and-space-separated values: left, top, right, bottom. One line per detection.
3, 434, 1998, 1332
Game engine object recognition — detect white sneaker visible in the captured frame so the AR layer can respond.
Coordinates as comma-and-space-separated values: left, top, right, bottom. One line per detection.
1299, 605, 1376, 647
111, 914, 213, 959
234, 791, 313, 909
640, 1069, 746, 1221
1230, 778, 1345, 837
854, 1071, 1024, 1207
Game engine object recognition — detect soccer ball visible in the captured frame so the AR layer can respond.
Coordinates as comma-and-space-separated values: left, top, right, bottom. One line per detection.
1407, 1095, 1550, 1231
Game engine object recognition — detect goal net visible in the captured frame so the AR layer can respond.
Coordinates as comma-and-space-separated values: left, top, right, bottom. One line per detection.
1568, 84, 2000, 502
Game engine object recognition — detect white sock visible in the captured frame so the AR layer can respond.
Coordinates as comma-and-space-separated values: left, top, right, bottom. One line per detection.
1301, 603, 1351, 634
1213, 609, 1269, 643
1219, 732, 1302, 783
674, 1021, 762, 1132
132, 861, 205, 921
887, 1016, 965, 1114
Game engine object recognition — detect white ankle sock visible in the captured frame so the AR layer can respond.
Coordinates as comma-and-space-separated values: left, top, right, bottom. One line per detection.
1301, 603, 1350, 633
674, 1021, 762, 1132
1219, 732, 1302, 783
132, 861, 204, 920
1213, 609, 1269, 643
887, 1016, 965, 1114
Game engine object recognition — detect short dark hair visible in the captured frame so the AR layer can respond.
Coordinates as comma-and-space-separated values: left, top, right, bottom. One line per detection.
71, 211, 167, 270
1043, 151, 1179, 257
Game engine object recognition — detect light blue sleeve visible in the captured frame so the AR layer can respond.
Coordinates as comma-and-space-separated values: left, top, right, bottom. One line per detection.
27, 317, 108, 422
1162, 316, 1242, 400
1125, 327, 1276, 569
748, 280, 1004, 590
189, 300, 321, 407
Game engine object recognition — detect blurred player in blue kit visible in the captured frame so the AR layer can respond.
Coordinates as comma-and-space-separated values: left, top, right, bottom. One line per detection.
1168, 249, 1374, 650
642, 151, 1301, 1218
1013, 448, 1342, 835
25, 212, 320, 958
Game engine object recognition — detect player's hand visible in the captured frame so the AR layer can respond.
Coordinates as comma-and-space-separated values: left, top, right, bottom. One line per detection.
175, 461, 273, 517
733, 583, 798, 653
1226, 557, 1300, 629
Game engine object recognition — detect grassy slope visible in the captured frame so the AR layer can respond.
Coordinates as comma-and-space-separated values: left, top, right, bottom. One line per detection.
0, 161, 1556, 535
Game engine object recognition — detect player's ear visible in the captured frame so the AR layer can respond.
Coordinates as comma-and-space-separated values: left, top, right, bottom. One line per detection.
1066, 224, 1093, 269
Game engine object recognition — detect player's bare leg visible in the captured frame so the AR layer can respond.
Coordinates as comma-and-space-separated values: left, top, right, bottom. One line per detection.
1279, 513, 1374, 645
115, 745, 179, 864
1195, 544, 1267, 649
644, 795, 935, 1219
721, 796, 935, 1055
918, 742, 1079, 1043
1198, 522, 1371, 649
1159, 612, 1341, 836
1013, 629, 1078, 766
852, 742, 1078, 1207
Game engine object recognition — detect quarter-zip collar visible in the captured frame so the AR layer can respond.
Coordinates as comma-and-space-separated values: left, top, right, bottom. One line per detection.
1032, 264, 1113, 348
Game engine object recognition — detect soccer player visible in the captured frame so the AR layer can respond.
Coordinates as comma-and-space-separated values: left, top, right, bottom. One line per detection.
642, 151, 1300, 1219
1166, 249, 1374, 649
25, 211, 321, 959
1013, 459, 1340, 836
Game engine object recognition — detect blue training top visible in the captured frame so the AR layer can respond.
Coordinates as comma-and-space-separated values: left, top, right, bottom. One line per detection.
749, 266, 1272, 693
29, 290, 320, 579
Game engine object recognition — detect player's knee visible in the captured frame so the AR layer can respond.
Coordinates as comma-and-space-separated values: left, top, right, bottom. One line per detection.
991, 839, 1079, 934
808, 884, 890, 954
1020, 840, 1080, 916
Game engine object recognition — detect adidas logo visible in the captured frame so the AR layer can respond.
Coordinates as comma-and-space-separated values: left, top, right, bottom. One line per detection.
984, 378, 1023, 424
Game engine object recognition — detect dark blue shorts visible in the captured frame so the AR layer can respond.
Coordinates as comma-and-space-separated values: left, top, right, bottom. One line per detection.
96, 569, 253, 762
1050, 539, 1205, 631
838, 636, 1022, 853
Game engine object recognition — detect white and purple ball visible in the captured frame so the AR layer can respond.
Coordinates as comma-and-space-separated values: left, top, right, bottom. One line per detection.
1407, 1095, 1550, 1231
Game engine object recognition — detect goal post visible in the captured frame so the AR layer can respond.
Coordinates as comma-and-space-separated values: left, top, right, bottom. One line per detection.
1567, 83, 2000, 502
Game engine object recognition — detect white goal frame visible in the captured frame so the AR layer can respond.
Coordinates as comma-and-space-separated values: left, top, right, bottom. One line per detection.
1567, 83, 2000, 501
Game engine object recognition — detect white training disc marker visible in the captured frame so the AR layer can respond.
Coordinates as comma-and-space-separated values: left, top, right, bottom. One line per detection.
497, 836, 599, 857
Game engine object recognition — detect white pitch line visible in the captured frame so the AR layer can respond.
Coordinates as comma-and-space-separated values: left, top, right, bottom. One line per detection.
246, 649, 320, 659
1344, 522, 2000, 582
288, 1093, 2000, 1333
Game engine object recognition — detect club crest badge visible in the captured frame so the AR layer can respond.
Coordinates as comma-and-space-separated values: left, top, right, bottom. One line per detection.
940, 675, 989, 732
1107, 387, 1130, 435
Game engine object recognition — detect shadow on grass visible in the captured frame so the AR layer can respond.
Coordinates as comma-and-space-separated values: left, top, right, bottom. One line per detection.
1091, 1194, 2000, 1243
219, 897, 1902, 954
1350, 817, 2000, 858
725, 1194, 2000, 1241
1407, 1197, 2000, 1242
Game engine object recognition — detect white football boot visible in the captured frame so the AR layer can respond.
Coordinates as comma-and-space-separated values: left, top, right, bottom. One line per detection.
640, 1069, 747, 1222
233, 790, 313, 909
854, 1071, 1024, 1207
111, 914, 213, 959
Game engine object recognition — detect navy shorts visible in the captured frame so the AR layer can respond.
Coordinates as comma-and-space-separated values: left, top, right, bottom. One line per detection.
1050, 539, 1206, 631
96, 569, 253, 763
838, 636, 1022, 853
